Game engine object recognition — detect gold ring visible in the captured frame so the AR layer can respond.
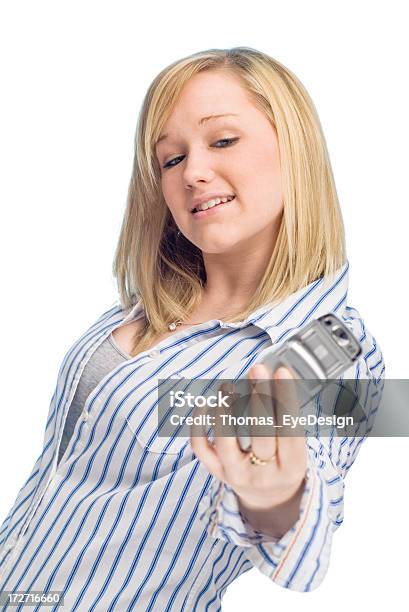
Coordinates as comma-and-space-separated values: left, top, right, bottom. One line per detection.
248, 450, 277, 466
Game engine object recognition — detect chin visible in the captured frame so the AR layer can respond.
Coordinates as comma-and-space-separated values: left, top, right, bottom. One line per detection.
198, 240, 239, 255
185, 228, 242, 254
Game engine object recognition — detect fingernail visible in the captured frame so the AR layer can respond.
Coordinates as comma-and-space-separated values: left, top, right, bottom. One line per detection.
249, 364, 268, 379
276, 366, 292, 378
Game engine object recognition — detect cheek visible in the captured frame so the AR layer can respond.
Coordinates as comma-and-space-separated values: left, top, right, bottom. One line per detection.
238, 160, 282, 218
161, 178, 183, 217
161, 176, 172, 203
254, 141, 281, 179
252, 148, 282, 210
235, 138, 281, 187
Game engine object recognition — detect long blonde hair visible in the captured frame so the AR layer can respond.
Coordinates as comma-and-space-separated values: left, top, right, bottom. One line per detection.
112, 47, 346, 356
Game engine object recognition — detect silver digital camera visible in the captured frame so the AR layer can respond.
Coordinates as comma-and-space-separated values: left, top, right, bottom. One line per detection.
236, 313, 362, 449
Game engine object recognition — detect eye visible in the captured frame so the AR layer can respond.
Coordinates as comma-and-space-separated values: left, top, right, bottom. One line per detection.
214, 138, 239, 149
163, 155, 184, 170
162, 137, 239, 169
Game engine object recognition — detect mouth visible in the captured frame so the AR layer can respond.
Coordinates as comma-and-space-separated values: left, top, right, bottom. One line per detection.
191, 195, 236, 219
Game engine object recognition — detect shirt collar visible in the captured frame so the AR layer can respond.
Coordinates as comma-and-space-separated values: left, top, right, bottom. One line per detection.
244, 260, 349, 345
121, 260, 349, 346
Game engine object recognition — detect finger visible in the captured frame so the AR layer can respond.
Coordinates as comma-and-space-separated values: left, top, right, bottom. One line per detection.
273, 366, 307, 467
189, 401, 226, 481
212, 382, 248, 469
247, 363, 278, 460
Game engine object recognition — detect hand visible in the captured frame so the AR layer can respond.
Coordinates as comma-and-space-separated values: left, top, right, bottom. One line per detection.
190, 363, 308, 536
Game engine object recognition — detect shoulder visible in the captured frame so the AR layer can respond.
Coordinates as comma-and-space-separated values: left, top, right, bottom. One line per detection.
56, 301, 125, 377
340, 305, 385, 382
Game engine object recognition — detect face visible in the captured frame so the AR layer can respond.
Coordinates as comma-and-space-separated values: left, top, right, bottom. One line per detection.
155, 70, 283, 256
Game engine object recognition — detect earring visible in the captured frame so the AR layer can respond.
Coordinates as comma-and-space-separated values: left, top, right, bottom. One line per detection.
177, 230, 181, 237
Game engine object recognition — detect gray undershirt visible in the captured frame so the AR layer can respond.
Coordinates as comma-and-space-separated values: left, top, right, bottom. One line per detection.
57, 332, 131, 465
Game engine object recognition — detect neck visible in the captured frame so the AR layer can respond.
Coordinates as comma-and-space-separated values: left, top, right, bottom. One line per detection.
201, 226, 277, 310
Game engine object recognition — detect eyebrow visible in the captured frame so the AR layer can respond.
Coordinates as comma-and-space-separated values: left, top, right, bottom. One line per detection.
156, 113, 239, 145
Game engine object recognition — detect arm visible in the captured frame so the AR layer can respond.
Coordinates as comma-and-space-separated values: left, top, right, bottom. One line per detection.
0, 450, 44, 556
198, 315, 385, 591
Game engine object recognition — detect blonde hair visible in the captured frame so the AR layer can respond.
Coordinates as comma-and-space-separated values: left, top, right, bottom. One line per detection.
112, 46, 346, 357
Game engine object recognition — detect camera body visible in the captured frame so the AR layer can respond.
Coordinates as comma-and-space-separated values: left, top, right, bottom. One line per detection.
236, 313, 362, 450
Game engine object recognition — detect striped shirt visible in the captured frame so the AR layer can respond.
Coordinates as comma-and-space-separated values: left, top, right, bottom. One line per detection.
0, 260, 385, 609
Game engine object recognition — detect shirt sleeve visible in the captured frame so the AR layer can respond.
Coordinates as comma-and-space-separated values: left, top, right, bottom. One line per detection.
0, 386, 61, 564
1, 301, 121, 558
198, 313, 385, 591
0, 450, 44, 557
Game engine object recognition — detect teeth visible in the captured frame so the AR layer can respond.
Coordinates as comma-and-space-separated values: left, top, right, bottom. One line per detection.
194, 195, 234, 212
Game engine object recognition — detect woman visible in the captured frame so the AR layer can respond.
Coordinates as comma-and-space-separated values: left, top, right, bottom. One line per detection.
0, 47, 384, 610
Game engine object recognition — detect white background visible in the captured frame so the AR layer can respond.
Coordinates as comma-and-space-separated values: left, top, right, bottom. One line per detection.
0, 1, 407, 609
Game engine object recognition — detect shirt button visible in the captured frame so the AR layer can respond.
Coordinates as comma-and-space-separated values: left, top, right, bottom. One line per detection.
148, 349, 161, 359
82, 411, 89, 422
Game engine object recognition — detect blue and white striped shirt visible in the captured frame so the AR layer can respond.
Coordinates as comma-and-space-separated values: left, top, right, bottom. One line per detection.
0, 260, 385, 609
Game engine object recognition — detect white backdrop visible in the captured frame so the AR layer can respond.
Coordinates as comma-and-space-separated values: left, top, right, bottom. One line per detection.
1, 1, 407, 609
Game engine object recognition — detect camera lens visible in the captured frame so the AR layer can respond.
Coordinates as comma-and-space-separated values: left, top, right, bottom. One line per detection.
339, 330, 348, 339
332, 326, 349, 346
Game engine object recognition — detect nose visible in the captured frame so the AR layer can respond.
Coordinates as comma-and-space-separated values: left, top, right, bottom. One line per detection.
182, 148, 215, 188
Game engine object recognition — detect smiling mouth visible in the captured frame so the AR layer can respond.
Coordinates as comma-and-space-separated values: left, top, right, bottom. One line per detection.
191, 196, 236, 215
